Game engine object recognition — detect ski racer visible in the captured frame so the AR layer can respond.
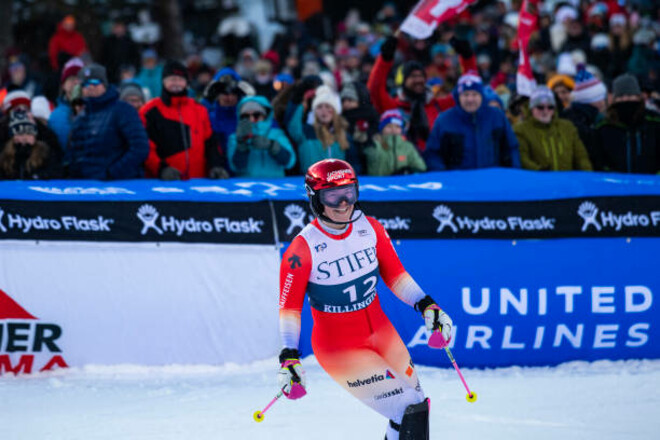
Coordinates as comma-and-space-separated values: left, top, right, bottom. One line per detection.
278, 158, 453, 439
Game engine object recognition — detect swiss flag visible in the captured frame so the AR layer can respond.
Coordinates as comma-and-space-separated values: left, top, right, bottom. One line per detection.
0, 289, 37, 319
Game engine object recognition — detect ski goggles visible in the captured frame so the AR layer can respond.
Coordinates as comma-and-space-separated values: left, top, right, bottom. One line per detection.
319, 184, 358, 208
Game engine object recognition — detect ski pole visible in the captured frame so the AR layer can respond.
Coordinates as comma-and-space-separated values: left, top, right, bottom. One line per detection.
443, 345, 477, 403
253, 387, 285, 422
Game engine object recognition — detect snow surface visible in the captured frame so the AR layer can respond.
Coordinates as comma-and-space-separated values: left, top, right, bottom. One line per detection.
2, 357, 660, 440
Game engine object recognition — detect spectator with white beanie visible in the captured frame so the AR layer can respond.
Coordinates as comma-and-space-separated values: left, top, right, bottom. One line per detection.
560, 65, 608, 162
287, 84, 363, 173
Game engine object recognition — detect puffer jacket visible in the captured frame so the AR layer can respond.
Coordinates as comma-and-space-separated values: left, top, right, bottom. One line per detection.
140, 90, 219, 178
364, 135, 427, 176
514, 115, 592, 171
66, 86, 148, 179
424, 89, 520, 170
226, 96, 296, 178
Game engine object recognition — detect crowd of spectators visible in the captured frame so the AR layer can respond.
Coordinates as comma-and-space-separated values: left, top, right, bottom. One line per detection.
1, 1, 659, 181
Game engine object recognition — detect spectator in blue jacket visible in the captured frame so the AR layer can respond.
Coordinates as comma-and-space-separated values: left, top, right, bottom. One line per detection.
48, 57, 83, 151
424, 72, 520, 170
65, 63, 149, 179
227, 96, 296, 178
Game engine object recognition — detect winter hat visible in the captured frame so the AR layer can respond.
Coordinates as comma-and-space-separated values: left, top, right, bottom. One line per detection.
78, 63, 108, 87
590, 33, 610, 51
9, 110, 38, 137
2, 90, 31, 113
555, 6, 578, 24
456, 71, 484, 95
571, 65, 607, 104
274, 73, 294, 86
142, 48, 158, 61
402, 61, 426, 83
162, 60, 188, 81
61, 57, 84, 83
547, 74, 575, 91
239, 100, 268, 117
612, 74, 641, 98
378, 109, 405, 132
312, 85, 341, 114
556, 52, 577, 76
30, 96, 52, 120
340, 83, 359, 102
609, 13, 626, 28
529, 86, 556, 108
119, 82, 146, 102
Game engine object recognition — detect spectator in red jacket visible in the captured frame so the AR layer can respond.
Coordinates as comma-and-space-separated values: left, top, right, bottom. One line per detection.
139, 60, 229, 180
367, 35, 476, 152
48, 15, 89, 71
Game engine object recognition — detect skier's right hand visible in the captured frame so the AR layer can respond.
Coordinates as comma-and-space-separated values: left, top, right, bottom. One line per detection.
278, 348, 307, 400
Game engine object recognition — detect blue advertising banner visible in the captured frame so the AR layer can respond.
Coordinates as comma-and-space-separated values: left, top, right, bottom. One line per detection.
295, 237, 659, 368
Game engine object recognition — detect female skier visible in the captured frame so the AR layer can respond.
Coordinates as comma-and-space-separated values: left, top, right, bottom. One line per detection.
278, 158, 453, 439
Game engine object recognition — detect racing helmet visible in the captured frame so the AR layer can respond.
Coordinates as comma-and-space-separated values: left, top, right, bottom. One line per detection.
304, 159, 361, 224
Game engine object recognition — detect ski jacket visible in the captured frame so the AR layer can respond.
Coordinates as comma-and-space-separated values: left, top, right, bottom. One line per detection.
424, 90, 520, 170
226, 96, 295, 178
48, 23, 88, 70
279, 214, 426, 350
48, 97, 74, 151
140, 94, 219, 178
364, 135, 427, 176
593, 110, 660, 174
514, 115, 592, 171
67, 86, 148, 179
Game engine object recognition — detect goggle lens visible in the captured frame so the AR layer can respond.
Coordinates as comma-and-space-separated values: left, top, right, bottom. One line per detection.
319, 184, 357, 208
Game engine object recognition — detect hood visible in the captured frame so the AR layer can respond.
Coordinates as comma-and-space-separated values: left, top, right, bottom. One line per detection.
213, 67, 241, 82
236, 95, 273, 136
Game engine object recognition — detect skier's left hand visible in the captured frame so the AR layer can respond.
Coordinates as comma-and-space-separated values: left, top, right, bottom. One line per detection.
416, 295, 452, 344
278, 348, 307, 400
424, 305, 452, 344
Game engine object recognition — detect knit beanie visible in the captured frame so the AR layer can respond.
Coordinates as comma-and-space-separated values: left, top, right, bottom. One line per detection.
2, 90, 31, 113
402, 61, 426, 83
9, 110, 38, 137
456, 71, 484, 96
312, 85, 341, 114
529, 86, 556, 108
378, 109, 405, 132
571, 66, 607, 104
61, 57, 84, 83
547, 74, 575, 91
612, 74, 641, 98
162, 60, 188, 81
119, 82, 146, 102
31, 96, 52, 121
78, 63, 108, 87
239, 99, 268, 116
340, 83, 359, 102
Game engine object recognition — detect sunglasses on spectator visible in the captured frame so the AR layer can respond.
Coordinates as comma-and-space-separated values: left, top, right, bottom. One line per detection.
535, 105, 555, 111
83, 79, 103, 87
240, 112, 265, 121
320, 184, 358, 208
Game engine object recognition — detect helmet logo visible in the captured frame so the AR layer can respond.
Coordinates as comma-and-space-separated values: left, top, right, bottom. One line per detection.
327, 169, 353, 181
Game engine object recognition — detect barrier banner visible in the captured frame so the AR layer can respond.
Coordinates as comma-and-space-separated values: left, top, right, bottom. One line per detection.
273, 196, 660, 241
0, 201, 274, 244
0, 241, 281, 375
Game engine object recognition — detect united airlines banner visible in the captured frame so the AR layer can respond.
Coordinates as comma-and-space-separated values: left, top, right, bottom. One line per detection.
297, 237, 659, 368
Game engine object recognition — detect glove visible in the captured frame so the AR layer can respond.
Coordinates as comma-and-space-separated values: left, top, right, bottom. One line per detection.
449, 36, 474, 59
252, 135, 272, 150
268, 140, 282, 156
415, 295, 453, 347
208, 166, 230, 179
236, 118, 253, 142
160, 166, 181, 181
278, 348, 307, 399
380, 35, 398, 62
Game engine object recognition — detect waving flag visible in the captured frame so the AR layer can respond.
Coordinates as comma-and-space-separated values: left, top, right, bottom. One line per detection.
400, 0, 478, 40
516, 0, 539, 96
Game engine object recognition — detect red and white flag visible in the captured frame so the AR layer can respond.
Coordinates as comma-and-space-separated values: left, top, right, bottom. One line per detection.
515, 0, 539, 96
400, 0, 478, 40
